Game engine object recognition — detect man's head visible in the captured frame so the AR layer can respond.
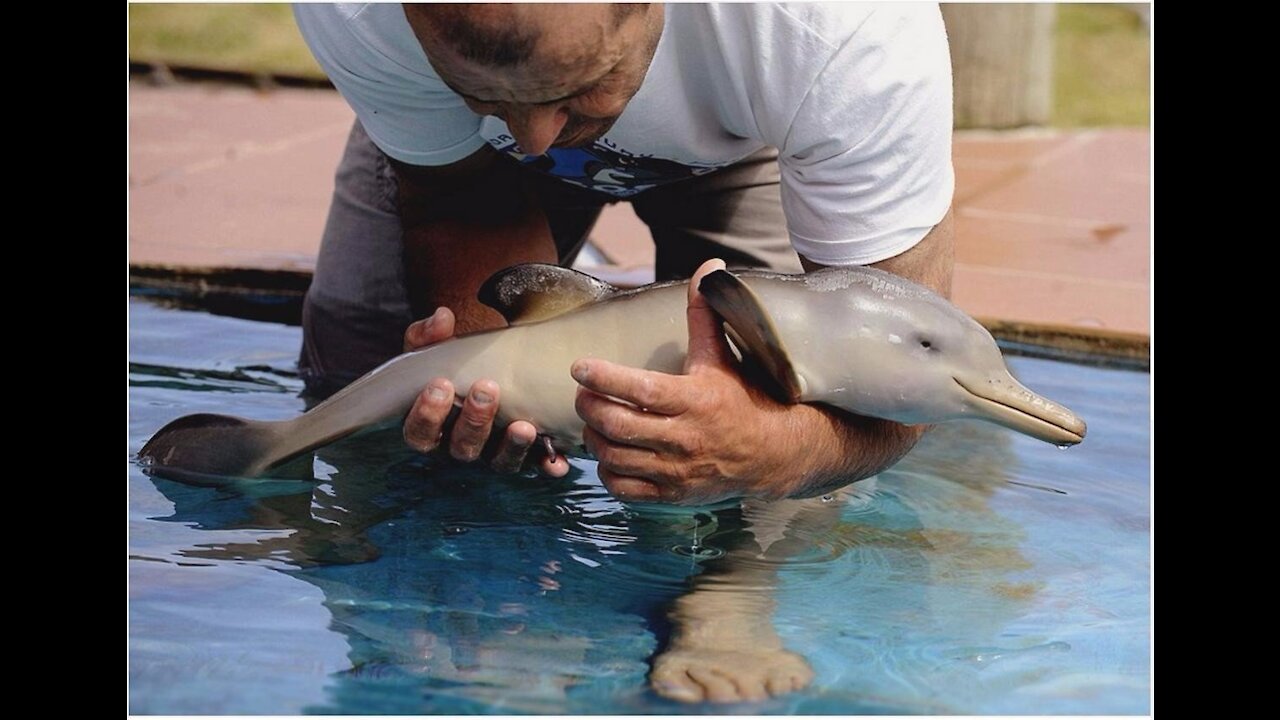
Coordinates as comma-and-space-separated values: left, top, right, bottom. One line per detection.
404, 3, 663, 155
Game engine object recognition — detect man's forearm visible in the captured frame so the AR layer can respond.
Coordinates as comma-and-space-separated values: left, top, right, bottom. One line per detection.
787, 208, 955, 498
780, 405, 926, 498
391, 150, 571, 476
391, 151, 559, 334
402, 209, 558, 334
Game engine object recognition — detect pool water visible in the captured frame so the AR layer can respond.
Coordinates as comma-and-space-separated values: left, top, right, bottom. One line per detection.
127, 298, 1151, 714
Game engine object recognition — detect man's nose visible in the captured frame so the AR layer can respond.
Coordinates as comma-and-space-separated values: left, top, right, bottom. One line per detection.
506, 105, 568, 156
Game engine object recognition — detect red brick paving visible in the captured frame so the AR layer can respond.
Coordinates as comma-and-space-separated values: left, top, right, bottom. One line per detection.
129, 83, 352, 270
128, 82, 1150, 336
951, 128, 1149, 334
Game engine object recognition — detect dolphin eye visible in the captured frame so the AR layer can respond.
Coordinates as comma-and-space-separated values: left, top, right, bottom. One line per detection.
920, 340, 933, 350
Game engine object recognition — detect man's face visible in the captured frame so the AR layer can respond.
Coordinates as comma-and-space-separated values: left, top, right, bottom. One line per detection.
407, 4, 664, 156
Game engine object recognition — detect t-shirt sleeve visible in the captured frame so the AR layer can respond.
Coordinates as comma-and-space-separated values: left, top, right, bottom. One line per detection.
293, 3, 486, 166
779, 6, 954, 266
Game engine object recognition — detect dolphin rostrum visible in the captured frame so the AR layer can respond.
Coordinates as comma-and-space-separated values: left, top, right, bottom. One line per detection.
139, 264, 1086, 482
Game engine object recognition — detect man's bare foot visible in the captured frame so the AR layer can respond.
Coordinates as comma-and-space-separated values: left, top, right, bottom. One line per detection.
648, 495, 839, 703
650, 644, 813, 703
650, 603, 814, 704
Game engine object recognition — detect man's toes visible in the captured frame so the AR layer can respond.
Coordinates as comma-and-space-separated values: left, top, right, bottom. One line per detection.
794, 661, 815, 688
651, 665, 703, 703
732, 672, 770, 703
766, 661, 814, 696
687, 666, 741, 703
765, 672, 792, 697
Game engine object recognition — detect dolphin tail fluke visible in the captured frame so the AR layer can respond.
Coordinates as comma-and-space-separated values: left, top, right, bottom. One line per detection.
138, 413, 299, 483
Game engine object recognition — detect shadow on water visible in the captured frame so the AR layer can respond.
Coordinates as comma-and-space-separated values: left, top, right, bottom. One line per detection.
127, 297, 1149, 714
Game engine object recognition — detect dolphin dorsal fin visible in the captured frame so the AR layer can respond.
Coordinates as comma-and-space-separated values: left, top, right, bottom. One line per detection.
478, 264, 618, 325
699, 270, 806, 402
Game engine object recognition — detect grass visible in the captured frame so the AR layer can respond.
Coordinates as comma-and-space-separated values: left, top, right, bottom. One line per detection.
128, 3, 324, 79
128, 3, 1150, 127
1053, 5, 1151, 127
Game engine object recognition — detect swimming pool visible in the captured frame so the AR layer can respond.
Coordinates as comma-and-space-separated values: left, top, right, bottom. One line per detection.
127, 297, 1150, 714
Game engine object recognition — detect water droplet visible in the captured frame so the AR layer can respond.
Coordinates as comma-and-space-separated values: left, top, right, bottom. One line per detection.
1055, 443, 1071, 450
670, 544, 725, 560
442, 524, 470, 536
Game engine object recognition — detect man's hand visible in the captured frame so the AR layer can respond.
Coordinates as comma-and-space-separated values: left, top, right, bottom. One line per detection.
573, 259, 843, 504
573, 208, 953, 505
401, 307, 570, 477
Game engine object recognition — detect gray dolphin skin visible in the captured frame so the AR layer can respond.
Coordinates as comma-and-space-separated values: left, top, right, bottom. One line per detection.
139, 264, 1086, 482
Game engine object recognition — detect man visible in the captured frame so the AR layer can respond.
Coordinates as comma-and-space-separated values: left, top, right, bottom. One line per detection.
293, 2, 954, 508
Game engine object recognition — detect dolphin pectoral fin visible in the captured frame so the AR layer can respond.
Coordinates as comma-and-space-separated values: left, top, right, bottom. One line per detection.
478, 263, 618, 325
699, 270, 806, 403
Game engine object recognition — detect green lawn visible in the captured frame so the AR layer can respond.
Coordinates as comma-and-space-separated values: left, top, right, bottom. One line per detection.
128, 3, 1150, 127
1053, 4, 1150, 126
128, 3, 324, 78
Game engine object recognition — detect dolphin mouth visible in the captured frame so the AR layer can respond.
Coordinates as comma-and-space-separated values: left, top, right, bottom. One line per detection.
953, 375, 1087, 446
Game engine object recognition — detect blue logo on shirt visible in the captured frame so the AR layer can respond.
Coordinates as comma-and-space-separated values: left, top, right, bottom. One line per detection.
486, 135, 721, 197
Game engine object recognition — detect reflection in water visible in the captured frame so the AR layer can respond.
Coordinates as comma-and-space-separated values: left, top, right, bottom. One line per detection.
128, 298, 1150, 714
136, 424, 1038, 712
144, 438, 687, 712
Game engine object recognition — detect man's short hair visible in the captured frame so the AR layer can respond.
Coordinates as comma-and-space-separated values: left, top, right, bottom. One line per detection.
405, 3, 649, 68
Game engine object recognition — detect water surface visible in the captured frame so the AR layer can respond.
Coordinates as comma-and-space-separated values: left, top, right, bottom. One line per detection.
127, 298, 1150, 714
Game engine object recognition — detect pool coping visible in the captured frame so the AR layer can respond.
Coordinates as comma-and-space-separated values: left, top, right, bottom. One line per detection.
129, 60, 333, 90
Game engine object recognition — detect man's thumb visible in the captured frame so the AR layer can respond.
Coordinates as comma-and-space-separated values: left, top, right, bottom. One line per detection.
685, 258, 734, 372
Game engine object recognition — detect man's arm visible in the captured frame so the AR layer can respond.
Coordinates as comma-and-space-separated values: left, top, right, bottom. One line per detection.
789, 206, 955, 495
390, 149, 558, 331
572, 208, 954, 503
831, 207, 954, 299
390, 148, 570, 476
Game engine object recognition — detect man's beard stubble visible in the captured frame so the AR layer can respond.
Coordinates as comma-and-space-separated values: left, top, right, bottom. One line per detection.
552, 114, 621, 149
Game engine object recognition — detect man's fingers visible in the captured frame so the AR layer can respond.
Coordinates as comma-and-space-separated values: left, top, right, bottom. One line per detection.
583, 425, 682, 502
404, 379, 456, 452
575, 387, 678, 452
687, 258, 728, 308
570, 359, 687, 415
489, 420, 537, 473
449, 380, 500, 462
403, 307, 456, 351
405, 378, 570, 477
587, 433, 669, 480
538, 454, 571, 478
684, 258, 736, 371
596, 466, 663, 502
489, 421, 574, 477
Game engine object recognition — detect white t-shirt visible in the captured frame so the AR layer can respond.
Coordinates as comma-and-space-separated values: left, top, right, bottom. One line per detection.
294, 3, 954, 265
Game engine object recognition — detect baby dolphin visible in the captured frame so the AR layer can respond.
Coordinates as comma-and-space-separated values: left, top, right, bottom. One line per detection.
702, 268, 1086, 446
139, 264, 1086, 483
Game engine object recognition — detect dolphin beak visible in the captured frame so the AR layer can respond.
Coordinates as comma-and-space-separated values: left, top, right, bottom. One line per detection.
953, 374, 1087, 446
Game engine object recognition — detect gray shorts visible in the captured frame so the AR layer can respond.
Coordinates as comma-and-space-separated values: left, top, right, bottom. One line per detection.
300, 120, 800, 396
